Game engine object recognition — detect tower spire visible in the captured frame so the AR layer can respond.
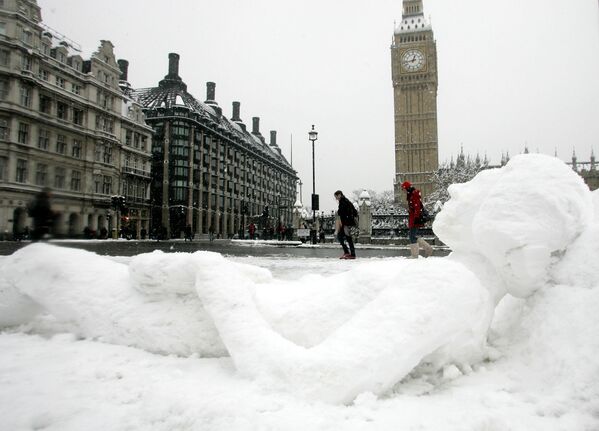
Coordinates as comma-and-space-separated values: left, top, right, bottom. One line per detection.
403, 0, 424, 18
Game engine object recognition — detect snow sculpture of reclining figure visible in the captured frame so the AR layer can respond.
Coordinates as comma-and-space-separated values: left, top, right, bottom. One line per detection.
0, 155, 596, 404
193, 154, 595, 403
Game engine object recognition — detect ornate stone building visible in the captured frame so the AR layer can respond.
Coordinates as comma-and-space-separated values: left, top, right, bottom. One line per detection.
0, 0, 153, 239
391, 0, 439, 203
568, 150, 598, 191
132, 53, 297, 238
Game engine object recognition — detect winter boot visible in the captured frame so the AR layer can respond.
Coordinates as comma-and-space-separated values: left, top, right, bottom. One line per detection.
417, 238, 433, 258
408, 243, 419, 259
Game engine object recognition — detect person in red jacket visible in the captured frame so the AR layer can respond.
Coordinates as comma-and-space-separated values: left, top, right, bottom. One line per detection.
401, 181, 433, 259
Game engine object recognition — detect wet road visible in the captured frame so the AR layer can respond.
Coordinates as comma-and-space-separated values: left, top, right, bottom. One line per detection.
0, 239, 450, 259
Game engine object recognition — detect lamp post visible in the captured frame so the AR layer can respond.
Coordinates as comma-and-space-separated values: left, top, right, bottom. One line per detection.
308, 125, 318, 244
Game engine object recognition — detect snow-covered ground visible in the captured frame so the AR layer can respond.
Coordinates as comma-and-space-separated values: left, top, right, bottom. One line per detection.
1, 155, 598, 430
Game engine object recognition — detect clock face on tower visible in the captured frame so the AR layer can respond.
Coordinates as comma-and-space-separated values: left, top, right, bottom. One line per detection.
401, 49, 426, 72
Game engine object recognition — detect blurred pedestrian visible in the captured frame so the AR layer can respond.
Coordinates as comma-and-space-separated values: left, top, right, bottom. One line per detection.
27, 188, 56, 242
248, 222, 256, 240
401, 181, 433, 259
334, 190, 357, 259
184, 224, 193, 242
209, 224, 215, 242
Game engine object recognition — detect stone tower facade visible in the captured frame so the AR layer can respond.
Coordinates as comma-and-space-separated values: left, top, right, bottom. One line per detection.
391, 0, 439, 204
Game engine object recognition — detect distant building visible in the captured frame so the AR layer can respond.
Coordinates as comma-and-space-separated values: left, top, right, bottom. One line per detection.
567, 150, 598, 191
0, 0, 153, 239
391, 0, 439, 204
132, 53, 297, 238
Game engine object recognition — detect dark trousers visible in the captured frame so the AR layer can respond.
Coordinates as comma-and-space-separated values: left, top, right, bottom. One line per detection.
337, 226, 355, 256
409, 227, 419, 244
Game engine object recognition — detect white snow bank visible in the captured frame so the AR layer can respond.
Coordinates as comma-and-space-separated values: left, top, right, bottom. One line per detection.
435, 154, 593, 298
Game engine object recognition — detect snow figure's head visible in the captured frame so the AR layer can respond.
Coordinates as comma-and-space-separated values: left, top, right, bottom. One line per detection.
434, 154, 593, 298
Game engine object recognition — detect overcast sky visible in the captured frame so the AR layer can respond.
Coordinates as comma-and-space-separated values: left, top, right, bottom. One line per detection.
39, 0, 599, 211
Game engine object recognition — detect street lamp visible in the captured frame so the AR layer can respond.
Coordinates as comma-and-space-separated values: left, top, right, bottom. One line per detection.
308, 125, 318, 244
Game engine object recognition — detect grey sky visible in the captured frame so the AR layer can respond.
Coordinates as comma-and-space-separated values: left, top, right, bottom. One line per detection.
39, 0, 599, 211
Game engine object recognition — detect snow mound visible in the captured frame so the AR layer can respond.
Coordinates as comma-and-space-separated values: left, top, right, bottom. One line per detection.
435, 154, 593, 298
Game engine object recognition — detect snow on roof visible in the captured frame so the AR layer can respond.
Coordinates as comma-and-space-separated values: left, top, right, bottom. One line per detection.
394, 14, 432, 34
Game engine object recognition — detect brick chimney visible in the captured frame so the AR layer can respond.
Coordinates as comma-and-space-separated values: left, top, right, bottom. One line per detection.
252, 117, 261, 135
168, 53, 180, 77
117, 59, 129, 81
205, 82, 217, 105
232, 101, 241, 122
270, 130, 277, 147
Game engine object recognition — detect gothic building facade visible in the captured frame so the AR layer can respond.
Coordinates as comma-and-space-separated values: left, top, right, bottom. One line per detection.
132, 53, 297, 238
0, 0, 153, 239
391, 0, 439, 203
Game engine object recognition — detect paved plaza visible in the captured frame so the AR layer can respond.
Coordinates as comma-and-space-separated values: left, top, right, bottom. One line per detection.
0, 239, 448, 259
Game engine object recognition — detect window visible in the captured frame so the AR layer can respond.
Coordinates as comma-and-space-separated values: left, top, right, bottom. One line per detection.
0, 78, 7, 99
41, 43, 50, 56
20, 86, 31, 107
94, 143, 102, 161
21, 54, 31, 71
35, 163, 47, 186
141, 136, 147, 151
0, 117, 8, 139
57, 102, 68, 120
71, 170, 81, 191
72, 139, 82, 158
103, 144, 112, 164
73, 108, 84, 126
0, 22, 5, 36
102, 176, 112, 194
17, 122, 29, 144
55, 76, 65, 88
133, 133, 140, 148
0, 156, 7, 181
56, 134, 66, 154
16, 159, 27, 183
94, 174, 102, 193
39, 69, 49, 81
71, 84, 81, 95
125, 129, 131, 146
21, 29, 32, 46
39, 95, 52, 114
54, 167, 65, 189
38, 129, 50, 150
0, 48, 9, 66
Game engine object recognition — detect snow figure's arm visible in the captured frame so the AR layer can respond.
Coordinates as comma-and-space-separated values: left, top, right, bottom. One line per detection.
195, 256, 488, 404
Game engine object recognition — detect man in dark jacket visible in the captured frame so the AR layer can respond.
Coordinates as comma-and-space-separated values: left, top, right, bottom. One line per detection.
27, 188, 56, 241
401, 181, 433, 258
334, 190, 357, 259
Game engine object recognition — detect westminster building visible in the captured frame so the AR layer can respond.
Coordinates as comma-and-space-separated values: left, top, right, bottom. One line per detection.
132, 53, 297, 238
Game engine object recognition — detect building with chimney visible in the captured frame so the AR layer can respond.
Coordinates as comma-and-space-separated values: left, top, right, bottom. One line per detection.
391, 0, 439, 204
0, 0, 153, 239
132, 53, 297, 238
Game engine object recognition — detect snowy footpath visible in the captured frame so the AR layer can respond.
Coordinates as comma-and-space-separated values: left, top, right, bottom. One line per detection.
1, 155, 598, 430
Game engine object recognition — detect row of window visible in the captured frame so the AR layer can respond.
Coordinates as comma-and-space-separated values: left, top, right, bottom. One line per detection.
13, 159, 82, 191
124, 129, 148, 150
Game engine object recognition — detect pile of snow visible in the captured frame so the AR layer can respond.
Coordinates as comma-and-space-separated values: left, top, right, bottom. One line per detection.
1, 155, 598, 414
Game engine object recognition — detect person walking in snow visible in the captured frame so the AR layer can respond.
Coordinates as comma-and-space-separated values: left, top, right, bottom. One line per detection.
184, 224, 193, 242
401, 181, 433, 259
27, 188, 56, 242
334, 190, 357, 259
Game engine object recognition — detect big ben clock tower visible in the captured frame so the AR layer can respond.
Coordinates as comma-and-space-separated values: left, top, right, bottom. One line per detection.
392, 0, 439, 204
